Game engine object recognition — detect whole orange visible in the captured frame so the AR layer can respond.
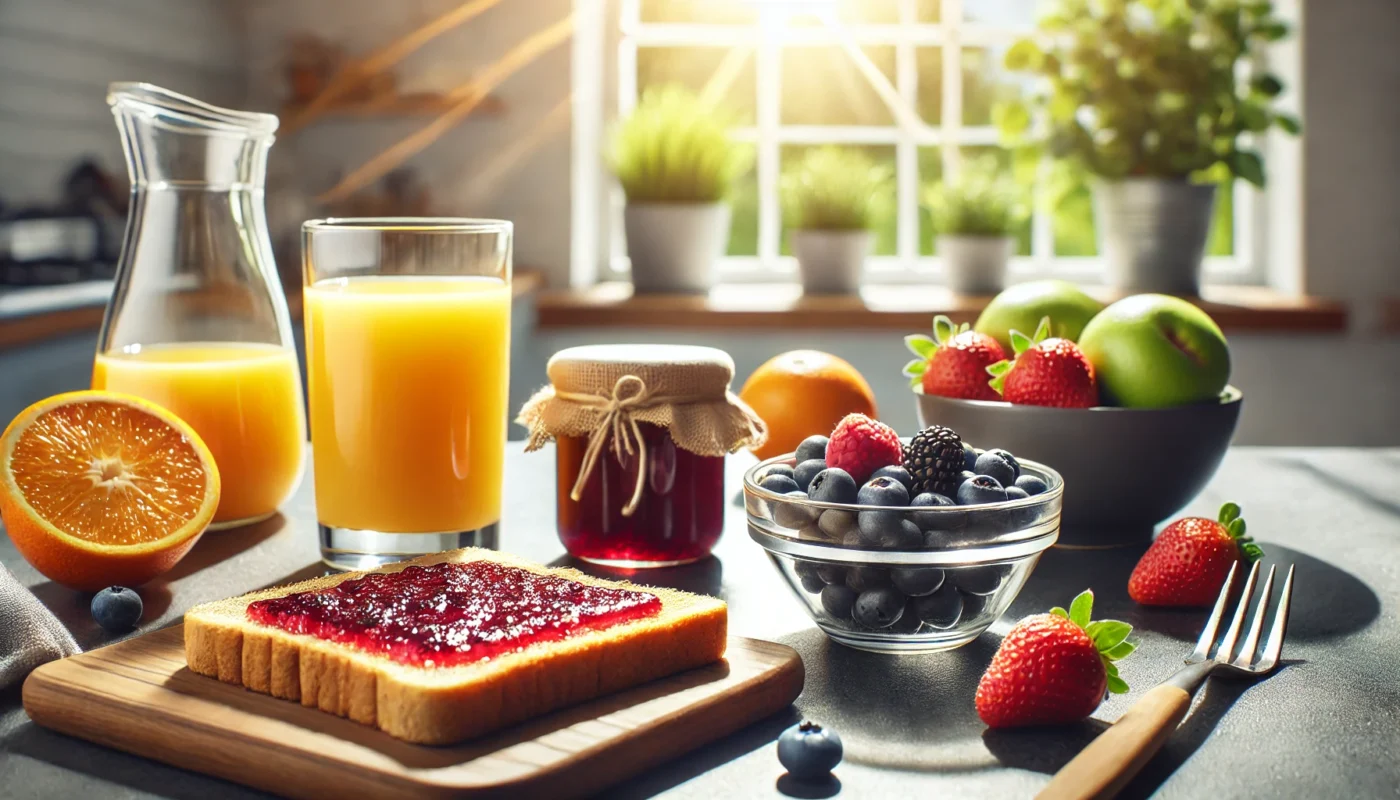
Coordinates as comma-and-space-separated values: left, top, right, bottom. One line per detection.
739, 350, 878, 460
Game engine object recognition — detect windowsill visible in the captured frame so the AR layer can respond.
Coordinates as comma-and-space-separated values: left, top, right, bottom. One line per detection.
535, 283, 1349, 333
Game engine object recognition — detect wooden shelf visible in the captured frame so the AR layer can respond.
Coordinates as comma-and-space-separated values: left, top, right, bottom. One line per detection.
535, 283, 1349, 334
281, 92, 506, 123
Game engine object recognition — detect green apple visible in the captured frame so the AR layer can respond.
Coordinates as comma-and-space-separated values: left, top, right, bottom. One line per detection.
974, 280, 1104, 350
1077, 294, 1231, 408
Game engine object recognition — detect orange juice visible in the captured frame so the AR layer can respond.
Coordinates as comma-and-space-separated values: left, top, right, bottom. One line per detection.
304, 276, 511, 533
92, 342, 306, 526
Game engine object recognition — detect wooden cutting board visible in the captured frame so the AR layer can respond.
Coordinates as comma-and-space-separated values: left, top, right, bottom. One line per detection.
23, 624, 803, 800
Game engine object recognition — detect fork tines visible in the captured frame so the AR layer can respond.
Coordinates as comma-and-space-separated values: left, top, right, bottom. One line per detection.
1190, 560, 1295, 673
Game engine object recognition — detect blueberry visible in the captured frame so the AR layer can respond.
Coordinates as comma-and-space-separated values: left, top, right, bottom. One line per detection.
842, 529, 864, 547
959, 591, 992, 621
818, 509, 857, 539
761, 474, 801, 494
909, 491, 955, 528
793, 459, 827, 492
777, 720, 843, 780
764, 464, 796, 482
986, 448, 1020, 479
1005, 486, 1030, 500
809, 468, 858, 505
846, 566, 892, 592
816, 564, 848, 585
853, 588, 906, 628
1015, 474, 1048, 496
773, 491, 816, 529
959, 469, 978, 484
797, 524, 831, 542
922, 529, 945, 548
963, 442, 978, 471
91, 586, 143, 632
795, 435, 830, 465
891, 567, 946, 596
857, 476, 910, 507
955, 564, 1009, 595
794, 561, 825, 593
973, 451, 1017, 487
911, 585, 963, 628
820, 584, 858, 618
891, 600, 926, 633
957, 475, 1008, 505
870, 464, 914, 494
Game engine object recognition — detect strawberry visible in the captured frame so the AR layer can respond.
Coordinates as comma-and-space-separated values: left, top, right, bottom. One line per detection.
826, 413, 902, 484
904, 315, 1007, 401
986, 317, 1098, 408
976, 590, 1135, 728
1129, 503, 1263, 607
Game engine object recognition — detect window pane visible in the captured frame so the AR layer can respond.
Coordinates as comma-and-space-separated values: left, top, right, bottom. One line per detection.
917, 0, 942, 22
919, 147, 1031, 256
780, 145, 897, 256
637, 47, 756, 121
962, 0, 1036, 28
728, 162, 759, 256
1054, 182, 1097, 256
640, 0, 756, 24
781, 47, 897, 126
915, 47, 943, 126
962, 45, 1029, 127
1206, 181, 1234, 256
839, 0, 900, 23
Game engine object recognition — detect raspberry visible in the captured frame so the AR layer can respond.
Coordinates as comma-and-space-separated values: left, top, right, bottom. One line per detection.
826, 413, 903, 484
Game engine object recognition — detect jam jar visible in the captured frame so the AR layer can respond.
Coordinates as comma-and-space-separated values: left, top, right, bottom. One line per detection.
518, 344, 767, 568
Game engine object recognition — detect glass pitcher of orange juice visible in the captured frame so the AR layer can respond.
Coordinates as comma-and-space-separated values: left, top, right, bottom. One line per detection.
93, 83, 305, 529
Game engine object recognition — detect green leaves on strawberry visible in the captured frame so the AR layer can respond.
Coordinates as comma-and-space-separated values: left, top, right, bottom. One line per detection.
976, 589, 1136, 728
985, 316, 1099, 408
1129, 503, 1264, 606
904, 315, 1006, 401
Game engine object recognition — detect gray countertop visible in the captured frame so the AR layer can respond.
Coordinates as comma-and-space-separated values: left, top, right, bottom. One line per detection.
3, 446, 1399, 799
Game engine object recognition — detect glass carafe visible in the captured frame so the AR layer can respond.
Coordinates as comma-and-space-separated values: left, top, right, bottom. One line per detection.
93, 83, 305, 529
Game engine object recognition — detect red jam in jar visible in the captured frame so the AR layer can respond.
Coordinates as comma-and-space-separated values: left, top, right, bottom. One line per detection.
246, 561, 661, 667
557, 422, 726, 566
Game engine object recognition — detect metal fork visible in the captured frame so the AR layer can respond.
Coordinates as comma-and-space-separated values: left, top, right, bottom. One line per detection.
1038, 561, 1295, 800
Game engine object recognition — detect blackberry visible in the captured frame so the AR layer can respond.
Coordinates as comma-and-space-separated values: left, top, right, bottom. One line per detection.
903, 425, 965, 497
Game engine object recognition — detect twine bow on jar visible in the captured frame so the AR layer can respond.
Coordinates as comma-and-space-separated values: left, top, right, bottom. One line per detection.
554, 374, 684, 517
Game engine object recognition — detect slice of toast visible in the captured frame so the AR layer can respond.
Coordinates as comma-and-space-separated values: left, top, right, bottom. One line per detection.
184, 548, 727, 745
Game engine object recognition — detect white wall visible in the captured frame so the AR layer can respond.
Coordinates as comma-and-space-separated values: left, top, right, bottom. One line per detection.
0, 0, 246, 206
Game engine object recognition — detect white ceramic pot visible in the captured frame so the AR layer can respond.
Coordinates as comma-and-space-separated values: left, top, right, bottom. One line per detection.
791, 229, 871, 294
939, 234, 1013, 295
624, 202, 731, 294
1094, 178, 1217, 295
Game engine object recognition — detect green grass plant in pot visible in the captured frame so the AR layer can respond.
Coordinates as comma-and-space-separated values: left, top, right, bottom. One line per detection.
925, 155, 1026, 295
610, 86, 751, 293
997, 0, 1300, 295
781, 147, 891, 294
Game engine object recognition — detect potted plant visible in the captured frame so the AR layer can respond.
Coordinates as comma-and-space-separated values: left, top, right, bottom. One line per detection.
609, 86, 750, 294
780, 147, 890, 294
925, 156, 1025, 295
997, 0, 1299, 294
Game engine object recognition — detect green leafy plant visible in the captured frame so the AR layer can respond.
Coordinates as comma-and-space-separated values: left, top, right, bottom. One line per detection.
924, 155, 1026, 237
995, 0, 1300, 190
781, 147, 892, 231
608, 85, 751, 204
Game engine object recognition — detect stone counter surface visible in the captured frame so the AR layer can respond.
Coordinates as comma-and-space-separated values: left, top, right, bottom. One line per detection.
2, 447, 1398, 799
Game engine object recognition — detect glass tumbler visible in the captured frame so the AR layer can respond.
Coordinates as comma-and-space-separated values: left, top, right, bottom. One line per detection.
302, 218, 513, 570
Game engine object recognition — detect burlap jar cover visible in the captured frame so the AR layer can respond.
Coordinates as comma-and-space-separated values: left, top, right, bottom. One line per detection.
517, 344, 767, 517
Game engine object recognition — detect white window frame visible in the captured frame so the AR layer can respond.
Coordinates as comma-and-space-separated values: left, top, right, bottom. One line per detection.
572, 0, 1298, 290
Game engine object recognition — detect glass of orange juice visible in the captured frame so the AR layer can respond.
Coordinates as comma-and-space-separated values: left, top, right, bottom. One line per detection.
302, 218, 512, 570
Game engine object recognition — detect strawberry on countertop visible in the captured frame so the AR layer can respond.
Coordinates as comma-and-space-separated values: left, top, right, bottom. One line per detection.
1129, 503, 1263, 607
976, 590, 1135, 729
986, 317, 1099, 408
904, 315, 1007, 402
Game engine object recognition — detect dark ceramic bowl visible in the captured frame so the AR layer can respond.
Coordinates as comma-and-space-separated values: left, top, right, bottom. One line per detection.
915, 386, 1242, 547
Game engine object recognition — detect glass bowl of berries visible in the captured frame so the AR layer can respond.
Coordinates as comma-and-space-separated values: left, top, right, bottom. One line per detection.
743, 416, 1063, 654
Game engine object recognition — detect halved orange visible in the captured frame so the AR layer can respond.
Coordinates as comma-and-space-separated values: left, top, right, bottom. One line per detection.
0, 391, 220, 591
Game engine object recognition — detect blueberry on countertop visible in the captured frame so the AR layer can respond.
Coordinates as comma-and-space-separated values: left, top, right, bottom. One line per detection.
910, 584, 963, 628
891, 567, 946, 597
853, 588, 906, 628
1014, 474, 1048, 496
795, 435, 831, 465
846, 565, 892, 592
809, 468, 859, 505
857, 476, 910, 507
820, 584, 858, 618
794, 561, 825, 593
870, 464, 914, 494
793, 459, 827, 492
1005, 486, 1030, 500
957, 475, 1009, 505
973, 451, 1017, 487
777, 721, 843, 781
773, 491, 816, 529
761, 474, 802, 494
92, 586, 143, 632
764, 464, 796, 482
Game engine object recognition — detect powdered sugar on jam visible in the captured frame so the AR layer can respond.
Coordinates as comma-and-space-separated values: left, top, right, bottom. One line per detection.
246, 561, 662, 667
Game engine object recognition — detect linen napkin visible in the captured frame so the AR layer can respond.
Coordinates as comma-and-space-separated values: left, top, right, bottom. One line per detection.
0, 563, 80, 689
